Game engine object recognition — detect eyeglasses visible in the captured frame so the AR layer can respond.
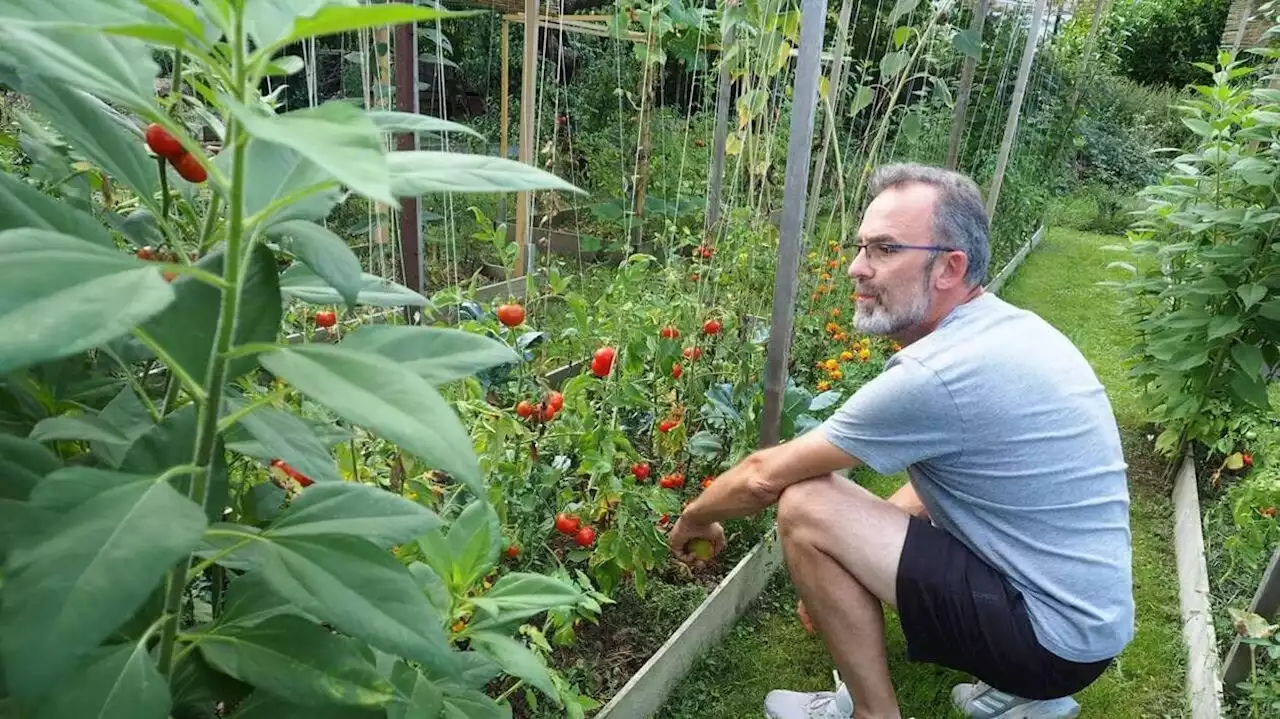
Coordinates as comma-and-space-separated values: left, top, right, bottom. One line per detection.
848, 242, 959, 266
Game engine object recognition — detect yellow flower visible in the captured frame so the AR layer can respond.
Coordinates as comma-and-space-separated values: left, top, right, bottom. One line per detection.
833, 332, 846, 341
820, 272, 832, 281
828, 370, 843, 380
824, 359, 839, 371
829, 308, 840, 317
808, 251, 817, 260
858, 348, 870, 361
817, 380, 831, 391
840, 351, 854, 361
891, 342, 903, 352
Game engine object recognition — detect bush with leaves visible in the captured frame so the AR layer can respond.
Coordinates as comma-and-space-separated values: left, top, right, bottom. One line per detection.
0, 2, 606, 718
1104, 31, 1280, 459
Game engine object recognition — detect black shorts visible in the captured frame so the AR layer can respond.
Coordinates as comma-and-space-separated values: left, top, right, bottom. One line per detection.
895, 515, 1113, 700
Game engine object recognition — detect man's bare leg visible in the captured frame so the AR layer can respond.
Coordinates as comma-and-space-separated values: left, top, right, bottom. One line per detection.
776, 473, 912, 719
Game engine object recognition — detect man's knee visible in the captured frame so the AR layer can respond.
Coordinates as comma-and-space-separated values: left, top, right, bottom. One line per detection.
778, 473, 843, 539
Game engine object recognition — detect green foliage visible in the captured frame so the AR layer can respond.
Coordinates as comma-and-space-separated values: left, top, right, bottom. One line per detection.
0, 2, 588, 718
1106, 43, 1280, 458
1112, 0, 1234, 89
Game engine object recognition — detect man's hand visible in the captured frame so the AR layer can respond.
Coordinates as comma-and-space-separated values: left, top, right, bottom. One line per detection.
667, 516, 726, 567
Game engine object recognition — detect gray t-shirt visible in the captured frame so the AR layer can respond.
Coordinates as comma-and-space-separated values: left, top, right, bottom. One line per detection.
818, 292, 1134, 664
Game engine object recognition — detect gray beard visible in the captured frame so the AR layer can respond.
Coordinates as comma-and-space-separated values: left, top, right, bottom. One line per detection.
853, 278, 932, 336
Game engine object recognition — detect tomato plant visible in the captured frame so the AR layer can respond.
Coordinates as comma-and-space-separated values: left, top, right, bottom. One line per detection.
0, 2, 595, 717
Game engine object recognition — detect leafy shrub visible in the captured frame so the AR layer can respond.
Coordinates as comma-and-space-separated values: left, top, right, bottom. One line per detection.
1112, 0, 1234, 88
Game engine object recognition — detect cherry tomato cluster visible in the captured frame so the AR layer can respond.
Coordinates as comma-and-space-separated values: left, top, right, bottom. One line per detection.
659, 473, 685, 489
554, 512, 595, 546
631, 462, 651, 481
694, 243, 714, 260
497, 303, 526, 328
516, 390, 564, 423
145, 123, 207, 184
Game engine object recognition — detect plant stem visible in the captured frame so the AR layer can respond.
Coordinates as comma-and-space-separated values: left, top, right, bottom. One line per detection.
157, 7, 249, 678
198, 193, 222, 254
169, 49, 184, 111
495, 679, 525, 704
158, 156, 171, 226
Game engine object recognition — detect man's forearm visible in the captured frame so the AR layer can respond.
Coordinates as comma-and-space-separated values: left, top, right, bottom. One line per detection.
678, 453, 780, 525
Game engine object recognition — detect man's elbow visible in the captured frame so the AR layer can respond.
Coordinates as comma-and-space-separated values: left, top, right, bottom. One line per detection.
742, 452, 783, 507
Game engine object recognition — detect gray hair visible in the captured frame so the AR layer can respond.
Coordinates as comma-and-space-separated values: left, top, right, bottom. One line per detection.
867, 163, 990, 286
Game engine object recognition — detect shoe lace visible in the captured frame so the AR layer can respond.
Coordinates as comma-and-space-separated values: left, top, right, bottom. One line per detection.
805, 671, 850, 718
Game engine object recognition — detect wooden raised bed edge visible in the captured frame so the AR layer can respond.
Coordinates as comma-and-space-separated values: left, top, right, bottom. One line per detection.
1173, 451, 1225, 718
593, 224, 1049, 718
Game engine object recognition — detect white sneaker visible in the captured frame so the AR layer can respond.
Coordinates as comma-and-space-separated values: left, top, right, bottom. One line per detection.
951, 681, 1080, 719
764, 671, 854, 719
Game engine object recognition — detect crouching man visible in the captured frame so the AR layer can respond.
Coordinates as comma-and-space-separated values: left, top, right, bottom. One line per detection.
667, 163, 1134, 719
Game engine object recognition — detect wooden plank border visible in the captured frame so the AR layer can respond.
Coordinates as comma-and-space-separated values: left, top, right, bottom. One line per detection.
1173, 451, 1225, 719
1220, 546, 1280, 689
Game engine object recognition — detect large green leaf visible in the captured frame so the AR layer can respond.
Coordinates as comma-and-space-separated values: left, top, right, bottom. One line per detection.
468, 632, 557, 702
1229, 365, 1271, 410
258, 345, 483, 494
227, 100, 392, 205
285, 4, 472, 47
368, 111, 483, 140
91, 385, 157, 468
230, 691, 383, 719
118, 403, 198, 476
243, 0, 332, 51
195, 615, 393, 708
268, 482, 441, 547
415, 500, 500, 595
233, 139, 344, 230
139, 244, 282, 386
388, 152, 580, 196
216, 531, 453, 668
952, 27, 982, 60
0, 229, 174, 375
280, 262, 429, 307
0, 24, 158, 115
268, 220, 362, 309
337, 325, 519, 386
29, 411, 129, 444
1232, 342, 1264, 379
216, 571, 309, 630
0, 171, 113, 248
25, 467, 150, 516
33, 640, 169, 719
0, 474, 207, 698
0, 434, 60, 501
224, 400, 341, 485
388, 662, 444, 719
468, 573, 583, 632
441, 689, 511, 719
408, 562, 452, 617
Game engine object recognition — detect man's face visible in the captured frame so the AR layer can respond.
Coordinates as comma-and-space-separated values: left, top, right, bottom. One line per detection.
847, 184, 941, 337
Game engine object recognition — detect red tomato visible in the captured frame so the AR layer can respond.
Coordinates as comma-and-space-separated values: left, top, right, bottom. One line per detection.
497, 303, 526, 327
701, 476, 715, 489
171, 152, 207, 183
546, 391, 564, 412
516, 400, 535, 418
504, 544, 521, 558
671, 363, 683, 379
574, 526, 596, 547
145, 123, 184, 159
703, 319, 722, 335
631, 462, 650, 481
539, 404, 557, 422
555, 513, 579, 535
591, 346, 615, 377
136, 245, 155, 261
315, 310, 337, 328
271, 459, 313, 487
660, 326, 680, 339
683, 346, 703, 361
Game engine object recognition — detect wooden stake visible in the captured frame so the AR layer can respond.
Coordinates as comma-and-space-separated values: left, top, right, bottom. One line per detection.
984, 0, 1047, 218
804, 0, 855, 239
705, 22, 734, 239
759, 0, 828, 449
946, 0, 988, 170
631, 40, 656, 248
393, 6, 421, 305
499, 20, 510, 227
515, 0, 540, 277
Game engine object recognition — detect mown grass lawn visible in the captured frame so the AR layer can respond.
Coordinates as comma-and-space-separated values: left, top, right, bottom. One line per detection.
659, 228, 1187, 718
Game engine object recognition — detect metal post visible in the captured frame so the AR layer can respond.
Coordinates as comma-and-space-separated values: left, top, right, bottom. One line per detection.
393, 5, 422, 307
804, 0, 855, 240
759, 0, 828, 449
705, 21, 734, 239
515, 0, 540, 277
946, 0, 988, 170
984, 0, 1047, 218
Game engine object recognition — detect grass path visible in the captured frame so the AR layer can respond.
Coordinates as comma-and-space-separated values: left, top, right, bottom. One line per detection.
658, 228, 1187, 718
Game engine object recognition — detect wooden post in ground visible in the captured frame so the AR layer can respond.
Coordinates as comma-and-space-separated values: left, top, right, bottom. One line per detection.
946, 0, 988, 170
499, 19, 510, 229
393, 5, 421, 320
984, 0, 1047, 218
630, 40, 656, 248
1044, 0, 1108, 172
759, 0, 828, 448
705, 22, 734, 240
515, 0, 541, 277
803, 0, 855, 239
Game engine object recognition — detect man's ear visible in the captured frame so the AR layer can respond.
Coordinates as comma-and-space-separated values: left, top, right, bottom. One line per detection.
934, 250, 969, 290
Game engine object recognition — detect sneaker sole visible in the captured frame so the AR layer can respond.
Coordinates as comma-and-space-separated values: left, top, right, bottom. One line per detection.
989, 698, 1081, 719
